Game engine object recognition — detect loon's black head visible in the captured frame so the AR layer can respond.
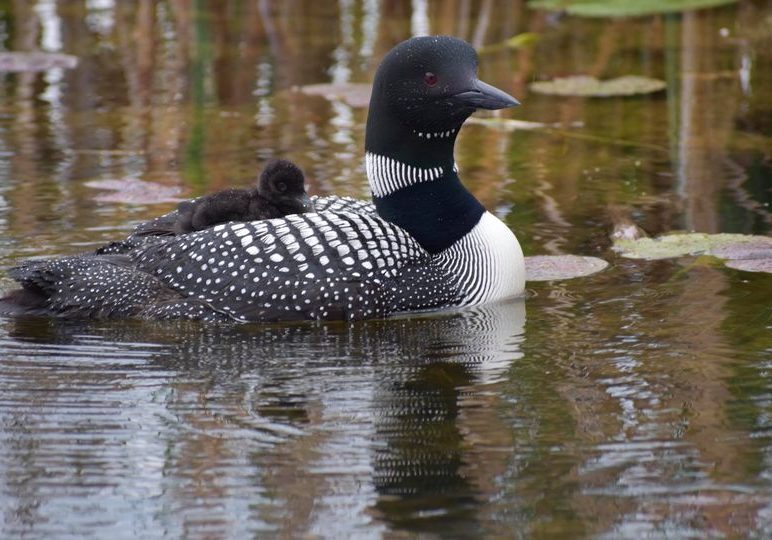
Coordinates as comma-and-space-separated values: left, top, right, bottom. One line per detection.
257, 159, 312, 214
365, 36, 519, 254
366, 36, 518, 158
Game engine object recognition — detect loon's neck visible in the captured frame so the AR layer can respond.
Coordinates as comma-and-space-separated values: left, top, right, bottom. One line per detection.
365, 105, 483, 254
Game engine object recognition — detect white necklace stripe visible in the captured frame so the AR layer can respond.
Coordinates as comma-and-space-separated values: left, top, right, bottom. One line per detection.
366, 151, 444, 198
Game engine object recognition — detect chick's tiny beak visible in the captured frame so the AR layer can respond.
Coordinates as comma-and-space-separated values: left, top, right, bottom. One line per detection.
299, 193, 314, 213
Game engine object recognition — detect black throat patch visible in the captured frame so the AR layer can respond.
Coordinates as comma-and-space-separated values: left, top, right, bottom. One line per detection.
373, 171, 484, 254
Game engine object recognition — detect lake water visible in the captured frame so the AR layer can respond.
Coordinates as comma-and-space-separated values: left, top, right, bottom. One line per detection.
0, 1, 770, 538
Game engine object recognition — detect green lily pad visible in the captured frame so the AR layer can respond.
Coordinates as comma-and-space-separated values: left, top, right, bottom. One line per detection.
614, 233, 772, 259
0, 52, 78, 72
297, 83, 372, 108
529, 0, 737, 18
613, 232, 772, 274
525, 255, 609, 281
466, 117, 584, 131
478, 32, 541, 54
724, 259, 772, 273
530, 75, 666, 97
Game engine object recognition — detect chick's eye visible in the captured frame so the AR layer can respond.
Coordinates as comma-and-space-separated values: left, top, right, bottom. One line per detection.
276, 181, 287, 193
424, 72, 438, 87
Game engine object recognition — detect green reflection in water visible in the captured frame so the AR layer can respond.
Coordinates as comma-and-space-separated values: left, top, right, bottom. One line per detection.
184, 0, 213, 190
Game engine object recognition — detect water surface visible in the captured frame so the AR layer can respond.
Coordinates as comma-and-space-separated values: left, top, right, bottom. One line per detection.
0, 1, 770, 538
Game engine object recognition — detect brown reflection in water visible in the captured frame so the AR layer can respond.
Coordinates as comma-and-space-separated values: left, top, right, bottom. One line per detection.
677, 10, 740, 232
7, 0, 44, 236
522, 256, 765, 536
2, 1, 768, 252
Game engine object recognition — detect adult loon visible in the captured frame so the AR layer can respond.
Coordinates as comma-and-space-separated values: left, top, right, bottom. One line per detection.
0, 35, 525, 322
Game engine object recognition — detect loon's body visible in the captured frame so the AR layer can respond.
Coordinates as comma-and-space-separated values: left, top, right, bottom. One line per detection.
1, 36, 525, 321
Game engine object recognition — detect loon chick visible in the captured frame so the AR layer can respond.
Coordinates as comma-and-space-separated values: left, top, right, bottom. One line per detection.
1, 35, 525, 321
174, 159, 311, 234
93, 159, 311, 255
139, 159, 309, 237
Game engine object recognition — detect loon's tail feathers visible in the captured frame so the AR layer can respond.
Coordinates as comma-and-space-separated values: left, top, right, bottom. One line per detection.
0, 288, 52, 316
0, 255, 185, 319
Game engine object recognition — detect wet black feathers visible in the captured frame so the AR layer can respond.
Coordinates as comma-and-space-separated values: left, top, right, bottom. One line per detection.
175, 159, 308, 234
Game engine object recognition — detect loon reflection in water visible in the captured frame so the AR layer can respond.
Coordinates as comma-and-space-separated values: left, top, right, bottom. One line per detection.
2, 297, 525, 533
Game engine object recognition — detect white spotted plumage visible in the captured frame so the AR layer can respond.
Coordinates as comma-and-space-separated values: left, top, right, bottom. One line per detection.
131, 211, 442, 321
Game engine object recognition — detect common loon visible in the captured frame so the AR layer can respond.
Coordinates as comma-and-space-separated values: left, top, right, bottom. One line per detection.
0, 35, 525, 321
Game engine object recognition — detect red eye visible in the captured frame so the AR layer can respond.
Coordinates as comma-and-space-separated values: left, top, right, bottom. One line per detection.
424, 72, 438, 87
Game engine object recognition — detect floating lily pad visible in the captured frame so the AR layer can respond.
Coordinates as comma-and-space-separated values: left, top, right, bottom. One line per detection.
0, 52, 78, 72
707, 239, 772, 261
724, 259, 772, 273
297, 83, 372, 108
85, 179, 183, 204
479, 33, 541, 54
614, 233, 772, 259
467, 117, 584, 131
613, 232, 772, 274
530, 75, 666, 97
529, 0, 737, 18
525, 255, 609, 281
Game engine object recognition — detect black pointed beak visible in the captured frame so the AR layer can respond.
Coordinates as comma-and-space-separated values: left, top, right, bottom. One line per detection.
452, 79, 520, 110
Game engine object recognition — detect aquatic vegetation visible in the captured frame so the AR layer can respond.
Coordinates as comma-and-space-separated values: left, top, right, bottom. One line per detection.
529, 75, 666, 97
529, 0, 738, 18
466, 117, 584, 131
613, 232, 772, 273
525, 255, 609, 281
478, 33, 541, 54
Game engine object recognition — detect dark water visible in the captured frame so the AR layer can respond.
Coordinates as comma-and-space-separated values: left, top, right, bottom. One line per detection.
1, 1, 771, 538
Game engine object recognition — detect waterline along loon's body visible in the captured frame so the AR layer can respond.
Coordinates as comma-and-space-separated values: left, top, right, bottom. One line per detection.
1, 36, 525, 322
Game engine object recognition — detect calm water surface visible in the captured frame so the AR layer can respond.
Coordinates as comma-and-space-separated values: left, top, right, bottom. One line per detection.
0, 1, 770, 538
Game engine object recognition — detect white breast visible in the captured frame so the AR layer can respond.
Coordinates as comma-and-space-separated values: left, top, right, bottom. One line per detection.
437, 211, 525, 305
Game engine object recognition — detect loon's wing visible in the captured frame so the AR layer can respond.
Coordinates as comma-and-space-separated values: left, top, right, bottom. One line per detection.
130, 209, 180, 237
310, 195, 376, 216
132, 210, 453, 321
2, 254, 184, 318
89, 210, 180, 256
